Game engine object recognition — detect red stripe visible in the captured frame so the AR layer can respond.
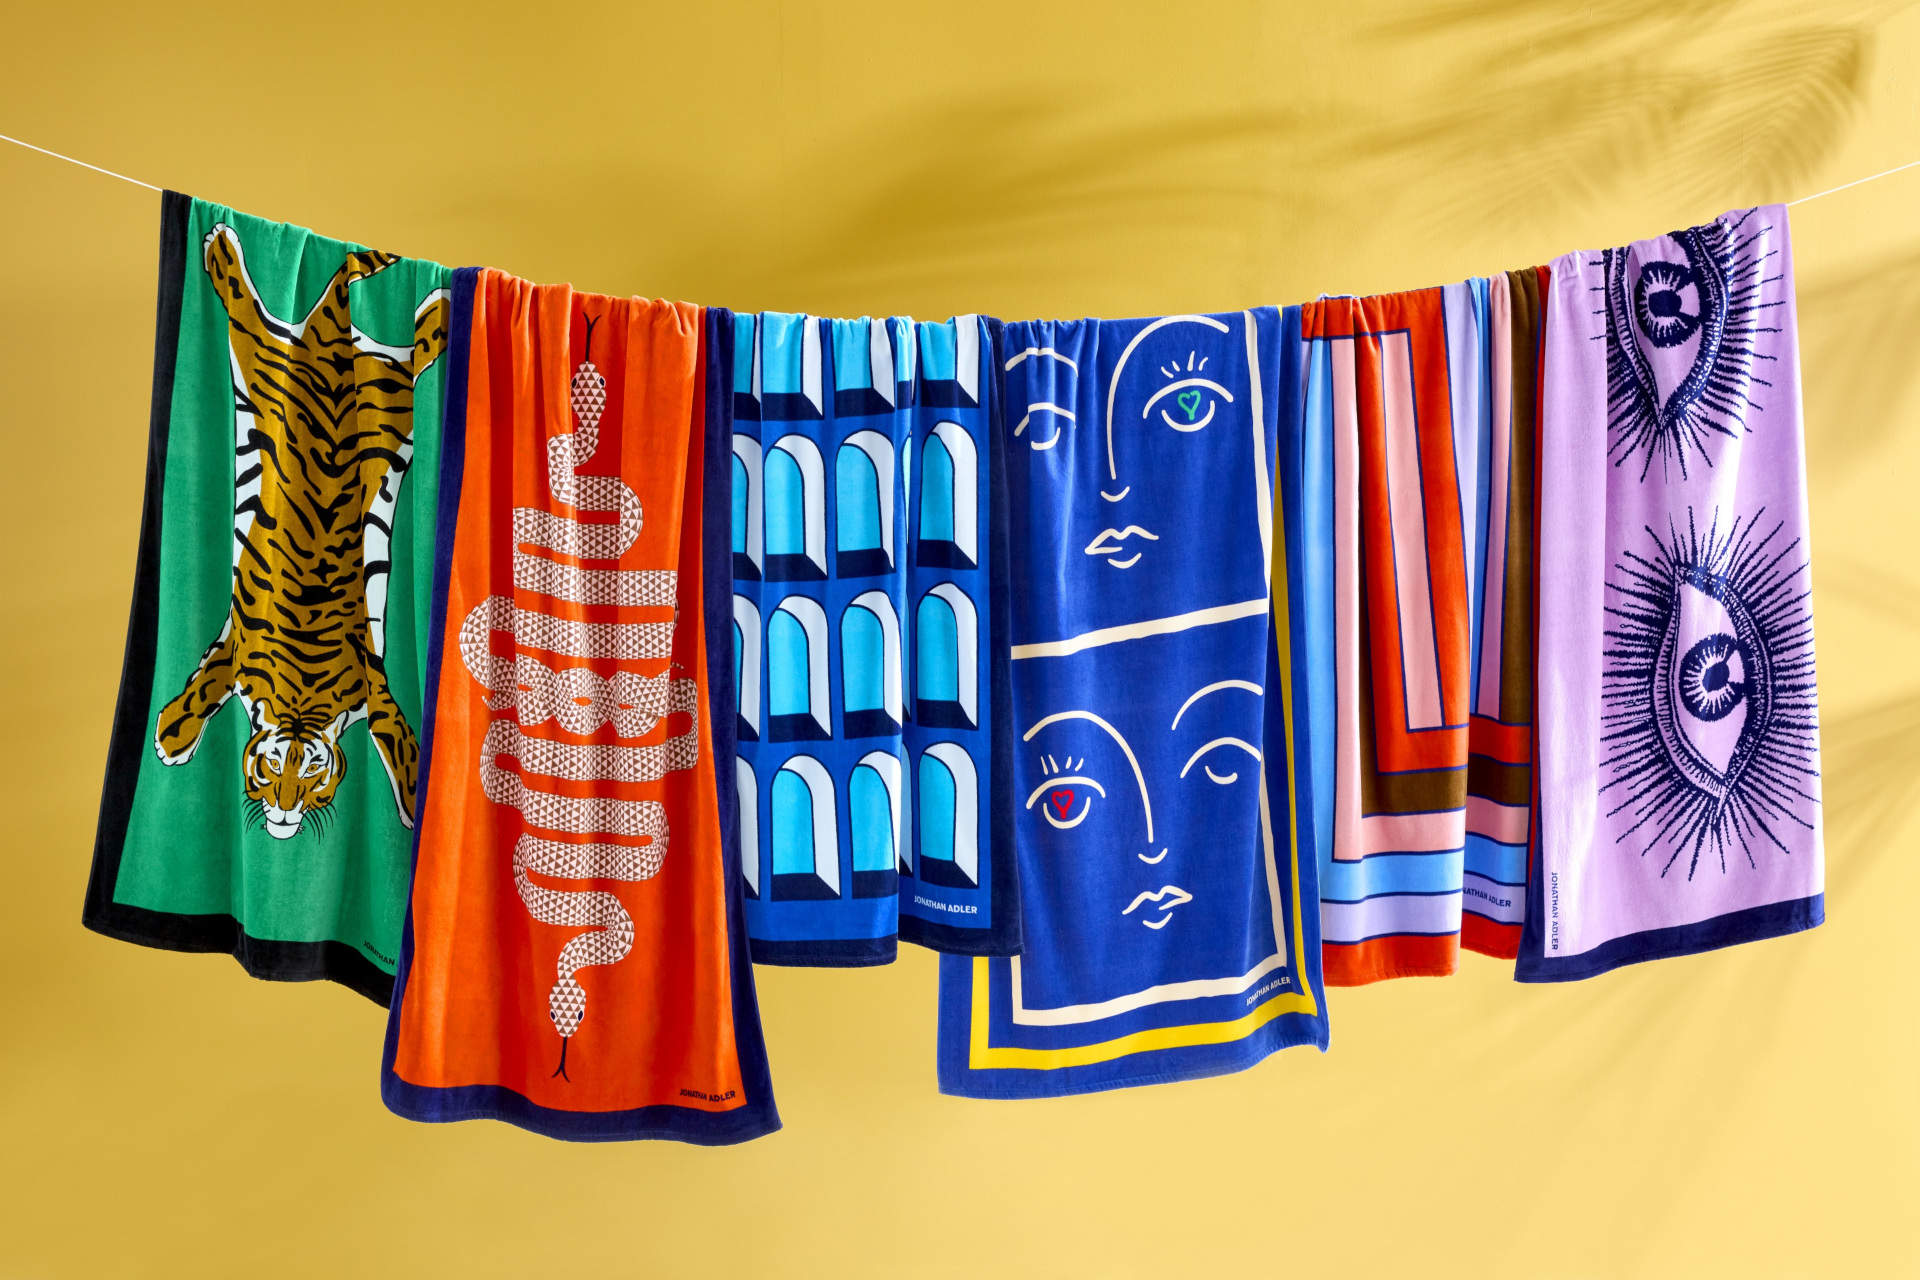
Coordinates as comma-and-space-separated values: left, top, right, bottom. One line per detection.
1321, 933, 1459, 986
1468, 714, 1530, 764
1461, 914, 1521, 960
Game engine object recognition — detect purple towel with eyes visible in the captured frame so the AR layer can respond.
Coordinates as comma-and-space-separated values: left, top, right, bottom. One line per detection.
1519, 204, 1824, 982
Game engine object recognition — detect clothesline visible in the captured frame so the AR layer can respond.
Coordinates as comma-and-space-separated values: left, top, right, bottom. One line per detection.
2, 129, 1915, 242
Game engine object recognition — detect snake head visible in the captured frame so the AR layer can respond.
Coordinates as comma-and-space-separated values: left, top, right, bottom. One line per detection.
548, 974, 587, 1037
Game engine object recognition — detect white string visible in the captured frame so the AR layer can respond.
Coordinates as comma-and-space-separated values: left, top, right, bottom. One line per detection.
1786, 156, 1920, 206
1, 133, 161, 192
1, 127, 1914, 217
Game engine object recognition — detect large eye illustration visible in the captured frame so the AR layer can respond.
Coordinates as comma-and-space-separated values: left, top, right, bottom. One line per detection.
1601, 511, 1818, 879
1633, 260, 1702, 349
1678, 633, 1751, 723
1144, 352, 1233, 433
1025, 771, 1105, 829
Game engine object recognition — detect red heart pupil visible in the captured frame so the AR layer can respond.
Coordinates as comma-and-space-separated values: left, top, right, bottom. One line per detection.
1050, 790, 1074, 817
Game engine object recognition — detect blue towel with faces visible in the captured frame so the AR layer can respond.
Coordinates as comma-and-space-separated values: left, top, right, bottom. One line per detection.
937, 308, 1327, 1096
726, 311, 1018, 964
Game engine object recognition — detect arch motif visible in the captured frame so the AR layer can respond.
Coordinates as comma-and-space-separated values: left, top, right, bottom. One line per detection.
850, 749, 906, 897
916, 743, 979, 887
768, 595, 831, 741
730, 434, 762, 579
766, 434, 827, 581
836, 429, 896, 577
732, 595, 761, 741
915, 583, 978, 729
737, 757, 760, 899
917, 421, 978, 568
771, 755, 840, 900
841, 590, 903, 738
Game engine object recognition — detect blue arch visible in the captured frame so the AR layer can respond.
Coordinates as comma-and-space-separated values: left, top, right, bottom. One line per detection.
917, 594, 959, 703
918, 753, 956, 868
850, 767, 894, 872
921, 435, 955, 543
842, 607, 885, 714
837, 445, 882, 552
733, 618, 744, 704
771, 769, 815, 876
766, 448, 806, 557
768, 610, 810, 717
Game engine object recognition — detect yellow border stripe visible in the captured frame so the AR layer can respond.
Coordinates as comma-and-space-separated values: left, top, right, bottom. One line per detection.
967, 412, 1317, 1072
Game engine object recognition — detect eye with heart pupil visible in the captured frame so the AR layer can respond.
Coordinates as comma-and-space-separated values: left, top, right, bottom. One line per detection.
1025, 774, 1104, 830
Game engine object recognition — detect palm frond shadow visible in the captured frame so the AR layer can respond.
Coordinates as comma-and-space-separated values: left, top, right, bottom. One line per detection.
1800, 247, 1920, 476
1339, 0, 1885, 239
1818, 689, 1920, 902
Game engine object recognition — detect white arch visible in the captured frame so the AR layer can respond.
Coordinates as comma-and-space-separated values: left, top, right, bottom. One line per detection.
737, 757, 760, 896
927, 421, 979, 563
773, 595, 831, 737
922, 742, 980, 884
855, 748, 907, 874
770, 434, 827, 574
731, 434, 763, 572
848, 589, 904, 723
776, 754, 839, 894
732, 594, 761, 737
840, 429, 896, 564
955, 315, 981, 403
927, 583, 978, 725
870, 317, 896, 408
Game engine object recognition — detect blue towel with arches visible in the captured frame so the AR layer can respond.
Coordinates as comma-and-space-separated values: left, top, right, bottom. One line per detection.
725, 311, 1018, 964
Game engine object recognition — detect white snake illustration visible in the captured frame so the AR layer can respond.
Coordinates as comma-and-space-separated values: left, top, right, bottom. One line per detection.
460, 318, 698, 1080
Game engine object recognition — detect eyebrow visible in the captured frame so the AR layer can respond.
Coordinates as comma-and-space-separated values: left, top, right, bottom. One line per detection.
1170, 680, 1264, 731
1004, 346, 1079, 373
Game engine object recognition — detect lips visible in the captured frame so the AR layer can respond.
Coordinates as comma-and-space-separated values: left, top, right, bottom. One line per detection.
1084, 525, 1159, 569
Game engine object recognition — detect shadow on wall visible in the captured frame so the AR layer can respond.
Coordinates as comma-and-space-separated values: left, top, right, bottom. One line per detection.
1341, 0, 1893, 239
666, 95, 1346, 314
1801, 246, 1920, 477
1819, 681, 1920, 902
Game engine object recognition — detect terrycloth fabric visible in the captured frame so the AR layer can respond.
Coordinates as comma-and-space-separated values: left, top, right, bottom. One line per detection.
85, 192, 452, 1004
1519, 205, 1824, 982
728, 312, 1018, 964
1295, 272, 1545, 984
938, 309, 1327, 1098
383, 271, 777, 1143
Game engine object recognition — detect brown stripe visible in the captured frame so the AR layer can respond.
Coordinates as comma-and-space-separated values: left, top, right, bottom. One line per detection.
1497, 267, 1542, 727
1467, 753, 1530, 807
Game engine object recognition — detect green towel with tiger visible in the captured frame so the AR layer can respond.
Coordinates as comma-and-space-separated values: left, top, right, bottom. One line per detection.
85, 192, 451, 1004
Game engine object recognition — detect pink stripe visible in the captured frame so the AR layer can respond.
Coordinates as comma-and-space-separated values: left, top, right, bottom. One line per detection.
1476, 275, 1514, 719
1359, 809, 1466, 856
1381, 332, 1444, 730
1332, 338, 1364, 863
1466, 795, 1530, 844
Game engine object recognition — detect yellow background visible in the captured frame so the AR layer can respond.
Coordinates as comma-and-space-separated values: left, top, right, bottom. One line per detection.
3, 1, 1915, 1274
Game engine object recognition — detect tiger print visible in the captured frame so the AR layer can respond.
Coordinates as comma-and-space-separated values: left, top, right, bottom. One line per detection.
153, 223, 450, 840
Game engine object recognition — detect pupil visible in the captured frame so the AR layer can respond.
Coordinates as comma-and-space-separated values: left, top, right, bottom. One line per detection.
1649, 291, 1683, 318
1702, 661, 1728, 692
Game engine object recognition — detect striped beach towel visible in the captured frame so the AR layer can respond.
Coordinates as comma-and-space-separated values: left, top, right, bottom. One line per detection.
1295, 272, 1546, 984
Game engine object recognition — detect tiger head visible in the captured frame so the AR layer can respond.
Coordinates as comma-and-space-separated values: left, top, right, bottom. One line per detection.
241, 701, 351, 840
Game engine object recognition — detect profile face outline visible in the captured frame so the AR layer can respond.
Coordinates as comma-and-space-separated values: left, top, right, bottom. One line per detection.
1018, 678, 1265, 934
1007, 315, 1242, 576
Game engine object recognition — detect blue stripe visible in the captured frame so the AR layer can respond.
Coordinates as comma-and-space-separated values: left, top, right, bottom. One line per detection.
1464, 833, 1527, 884
830, 317, 872, 391
919, 319, 956, 382
1320, 847, 1464, 900
733, 312, 756, 394
1301, 337, 1337, 886
761, 312, 807, 395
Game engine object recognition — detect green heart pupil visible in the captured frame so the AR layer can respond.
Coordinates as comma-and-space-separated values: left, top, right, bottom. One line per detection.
1177, 389, 1203, 420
